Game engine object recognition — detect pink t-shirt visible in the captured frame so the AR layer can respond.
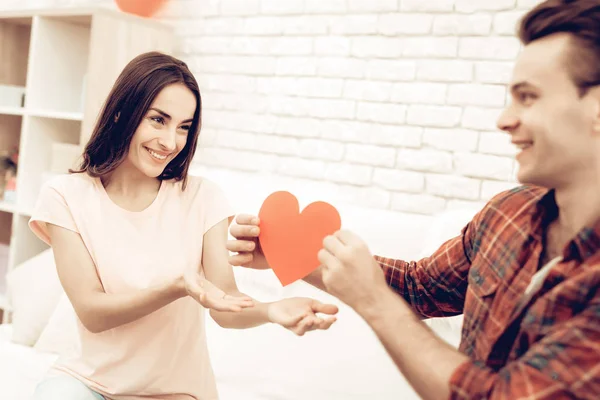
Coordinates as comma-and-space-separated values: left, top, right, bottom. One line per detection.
29, 172, 235, 400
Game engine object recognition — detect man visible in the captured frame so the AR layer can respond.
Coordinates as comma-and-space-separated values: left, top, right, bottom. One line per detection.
226, 1, 600, 399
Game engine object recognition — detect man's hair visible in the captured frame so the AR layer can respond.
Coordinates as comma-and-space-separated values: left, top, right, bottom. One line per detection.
518, 0, 600, 95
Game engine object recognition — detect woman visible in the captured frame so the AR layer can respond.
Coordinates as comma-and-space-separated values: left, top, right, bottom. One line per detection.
29, 52, 338, 400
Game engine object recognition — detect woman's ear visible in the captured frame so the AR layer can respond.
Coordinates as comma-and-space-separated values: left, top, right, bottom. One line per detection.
114, 111, 121, 123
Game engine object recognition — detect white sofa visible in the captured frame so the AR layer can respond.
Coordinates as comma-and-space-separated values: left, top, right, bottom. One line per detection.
0, 173, 478, 400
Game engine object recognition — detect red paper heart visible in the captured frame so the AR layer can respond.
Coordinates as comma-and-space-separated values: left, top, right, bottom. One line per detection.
258, 191, 341, 286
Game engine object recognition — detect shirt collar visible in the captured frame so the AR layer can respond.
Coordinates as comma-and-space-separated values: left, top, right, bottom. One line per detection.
531, 188, 600, 262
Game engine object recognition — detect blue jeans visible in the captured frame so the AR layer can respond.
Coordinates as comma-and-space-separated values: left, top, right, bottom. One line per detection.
32, 376, 106, 400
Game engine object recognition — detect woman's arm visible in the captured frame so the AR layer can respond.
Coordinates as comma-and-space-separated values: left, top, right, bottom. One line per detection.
49, 223, 252, 333
202, 218, 274, 329
202, 218, 338, 333
49, 223, 186, 333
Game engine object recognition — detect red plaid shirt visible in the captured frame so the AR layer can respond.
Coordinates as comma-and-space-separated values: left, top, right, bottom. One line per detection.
376, 186, 600, 399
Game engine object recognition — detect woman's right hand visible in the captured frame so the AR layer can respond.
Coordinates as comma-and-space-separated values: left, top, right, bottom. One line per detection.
182, 269, 254, 312
227, 214, 270, 270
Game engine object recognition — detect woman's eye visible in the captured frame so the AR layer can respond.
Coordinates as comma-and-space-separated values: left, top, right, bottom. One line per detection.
178, 125, 191, 132
150, 116, 165, 125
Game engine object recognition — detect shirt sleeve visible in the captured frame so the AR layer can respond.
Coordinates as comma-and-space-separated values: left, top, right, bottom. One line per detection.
449, 298, 600, 399
200, 179, 236, 234
29, 180, 79, 246
374, 204, 487, 318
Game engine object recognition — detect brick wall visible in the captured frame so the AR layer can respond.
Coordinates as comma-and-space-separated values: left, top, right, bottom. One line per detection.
11, 0, 542, 215
162, 0, 539, 214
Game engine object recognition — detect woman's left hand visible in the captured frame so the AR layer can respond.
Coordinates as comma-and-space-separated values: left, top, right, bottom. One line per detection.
267, 297, 339, 336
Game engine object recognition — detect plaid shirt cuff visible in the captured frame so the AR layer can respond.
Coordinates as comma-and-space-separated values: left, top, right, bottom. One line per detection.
374, 255, 404, 286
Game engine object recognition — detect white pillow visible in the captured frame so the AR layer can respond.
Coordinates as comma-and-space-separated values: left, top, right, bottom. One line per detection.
417, 208, 479, 260
231, 268, 284, 302
6, 249, 63, 346
206, 290, 421, 400
34, 293, 80, 356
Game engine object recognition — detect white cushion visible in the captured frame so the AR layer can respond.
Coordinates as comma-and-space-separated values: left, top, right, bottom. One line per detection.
208, 278, 421, 400
0, 324, 59, 400
34, 293, 80, 356
417, 208, 479, 260
6, 249, 63, 346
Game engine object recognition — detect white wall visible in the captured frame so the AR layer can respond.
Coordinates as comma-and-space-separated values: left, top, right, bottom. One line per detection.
160, 0, 538, 215
6, 0, 541, 215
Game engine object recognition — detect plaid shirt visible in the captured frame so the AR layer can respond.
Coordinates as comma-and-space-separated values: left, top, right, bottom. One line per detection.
375, 186, 600, 399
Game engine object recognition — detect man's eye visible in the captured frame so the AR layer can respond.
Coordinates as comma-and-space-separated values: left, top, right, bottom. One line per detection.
519, 92, 537, 104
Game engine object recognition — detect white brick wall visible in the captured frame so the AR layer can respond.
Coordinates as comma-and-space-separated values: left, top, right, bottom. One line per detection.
18, 0, 535, 215
171, 0, 530, 215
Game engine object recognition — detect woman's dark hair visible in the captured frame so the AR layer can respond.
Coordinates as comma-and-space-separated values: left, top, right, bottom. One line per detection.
71, 51, 201, 189
518, 0, 600, 96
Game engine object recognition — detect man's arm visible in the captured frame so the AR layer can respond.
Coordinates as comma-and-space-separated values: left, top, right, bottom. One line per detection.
371, 231, 474, 318
356, 287, 600, 400
311, 204, 485, 319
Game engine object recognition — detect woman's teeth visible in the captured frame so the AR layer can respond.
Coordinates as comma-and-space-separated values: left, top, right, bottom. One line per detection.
146, 147, 168, 160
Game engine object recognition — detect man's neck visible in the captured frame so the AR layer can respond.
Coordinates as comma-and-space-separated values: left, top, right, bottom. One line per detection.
553, 180, 600, 241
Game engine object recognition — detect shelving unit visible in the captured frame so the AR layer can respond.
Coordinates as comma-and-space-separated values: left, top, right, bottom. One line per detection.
0, 7, 174, 322
0, 107, 26, 117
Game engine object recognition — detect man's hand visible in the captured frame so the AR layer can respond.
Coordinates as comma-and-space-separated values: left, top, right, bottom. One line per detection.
227, 214, 270, 269
182, 269, 255, 312
267, 297, 338, 336
318, 230, 388, 312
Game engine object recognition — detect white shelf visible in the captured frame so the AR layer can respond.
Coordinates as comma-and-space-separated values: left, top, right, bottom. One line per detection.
0, 201, 32, 217
18, 207, 33, 218
0, 106, 25, 116
27, 109, 83, 121
0, 201, 18, 214
0, 107, 83, 121
0, 7, 175, 323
